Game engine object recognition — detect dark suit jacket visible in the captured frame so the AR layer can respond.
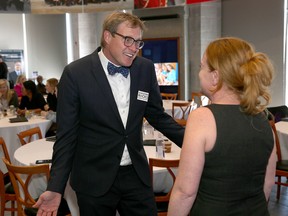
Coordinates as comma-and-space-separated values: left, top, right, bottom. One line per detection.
47, 48, 184, 196
8, 71, 18, 85
0, 62, 8, 79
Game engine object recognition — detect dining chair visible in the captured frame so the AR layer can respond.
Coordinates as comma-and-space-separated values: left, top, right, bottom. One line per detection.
17, 126, 43, 145
191, 92, 210, 107
0, 137, 17, 216
267, 105, 288, 123
149, 158, 180, 216
161, 93, 178, 100
269, 116, 288, 200
2, 158, 71, 216
172, 102, 191, 126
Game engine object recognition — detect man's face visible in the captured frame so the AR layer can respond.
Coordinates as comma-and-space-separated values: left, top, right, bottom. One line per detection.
103, 21, 142, 67
15, 63, 21, 71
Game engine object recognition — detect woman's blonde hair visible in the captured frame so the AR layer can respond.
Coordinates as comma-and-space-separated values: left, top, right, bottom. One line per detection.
205, 37, 274, 115
0, 79, 15, 103
15, 74, 26, 84
46, 78, 58, 90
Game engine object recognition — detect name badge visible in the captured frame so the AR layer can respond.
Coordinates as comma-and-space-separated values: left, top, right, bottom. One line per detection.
137, 91, 149, 102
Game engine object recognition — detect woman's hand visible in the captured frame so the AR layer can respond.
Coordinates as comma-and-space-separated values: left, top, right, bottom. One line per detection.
41, 111, 48, 118
44, 104, 49, 111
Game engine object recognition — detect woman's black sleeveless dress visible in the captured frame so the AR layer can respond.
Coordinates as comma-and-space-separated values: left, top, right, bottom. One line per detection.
190, 104, 274, 216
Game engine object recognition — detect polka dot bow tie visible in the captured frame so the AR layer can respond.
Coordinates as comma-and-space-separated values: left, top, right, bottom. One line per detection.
107, 62, 130, 78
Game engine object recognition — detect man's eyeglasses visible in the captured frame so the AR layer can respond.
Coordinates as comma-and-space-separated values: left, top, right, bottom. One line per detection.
113, 32, 145, 49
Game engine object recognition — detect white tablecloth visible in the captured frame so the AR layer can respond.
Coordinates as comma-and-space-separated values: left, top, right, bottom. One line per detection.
0, 115, 52, 172
275, 121, 288, 160
14, 138, 181, 216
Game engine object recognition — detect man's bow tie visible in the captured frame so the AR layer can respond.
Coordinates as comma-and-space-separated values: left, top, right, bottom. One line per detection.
107, 62, 130, 78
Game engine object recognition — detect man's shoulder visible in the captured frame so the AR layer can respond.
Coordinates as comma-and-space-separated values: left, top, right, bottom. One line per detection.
9, 71, 16, 75
68, 51, 99, 68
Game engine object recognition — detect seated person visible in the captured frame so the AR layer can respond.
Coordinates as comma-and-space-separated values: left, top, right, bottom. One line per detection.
17, 80, 47, 115
44, 78, 58, 112
14, 74, 26, 97
44, 110, 56, 123
42, 83, 58, 137
36, 75, 47, 95
0, 79, 19, 111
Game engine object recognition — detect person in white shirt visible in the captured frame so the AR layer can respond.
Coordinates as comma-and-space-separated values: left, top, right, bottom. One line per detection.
34, 11, 184, 216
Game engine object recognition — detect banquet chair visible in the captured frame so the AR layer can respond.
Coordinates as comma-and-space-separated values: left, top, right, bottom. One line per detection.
269, 117, 288, 200
172, 102, 191, 126
17, 126, 43, 146
161, 93, 178, 100
267, 105, 288, 123
0, 137, 17, 216
149, 158, 180, 216
191, 92, 210, 107
2, 158, 71, 216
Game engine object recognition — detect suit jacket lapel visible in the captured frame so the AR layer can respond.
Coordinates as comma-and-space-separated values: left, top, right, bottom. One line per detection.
90, 49, 124, 126
126, 58, 142, 129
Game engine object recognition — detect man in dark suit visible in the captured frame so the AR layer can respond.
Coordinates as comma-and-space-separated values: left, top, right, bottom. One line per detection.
34, 11, 184, 216
8, 61, 22, 86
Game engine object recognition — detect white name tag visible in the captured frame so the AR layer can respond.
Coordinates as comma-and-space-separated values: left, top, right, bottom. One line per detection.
137, 91, 149, 102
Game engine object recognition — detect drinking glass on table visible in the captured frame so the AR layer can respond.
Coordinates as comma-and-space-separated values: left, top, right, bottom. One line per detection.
143, 121, 154, 139
156, 132, 165, 159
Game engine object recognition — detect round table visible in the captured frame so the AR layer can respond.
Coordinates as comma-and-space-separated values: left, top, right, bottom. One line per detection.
0, 115, 52, 172
14, 138, 181, 216
275, 121, 288, 160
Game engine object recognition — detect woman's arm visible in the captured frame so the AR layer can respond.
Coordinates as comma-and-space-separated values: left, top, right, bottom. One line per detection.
9, 91, 19, 108
168, 107, 216, 216
264, 133, 277, 201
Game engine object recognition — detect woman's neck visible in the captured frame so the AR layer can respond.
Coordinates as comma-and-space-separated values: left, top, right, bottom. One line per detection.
210, 89, 240, 105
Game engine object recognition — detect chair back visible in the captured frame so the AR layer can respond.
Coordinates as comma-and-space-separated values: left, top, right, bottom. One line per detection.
191, 92, 210, 107
2, 158, 50, 215
269, 117, 282, 161
149, 158, 179, 215
267, 105, 288, 123
0, 137, 11, 163
0, 168, 17, 216
161, 93, 178, 100
17, 127, 43, 145
268, 115, 288, 200
172, 102, 191, 126
0, 137, 17, 216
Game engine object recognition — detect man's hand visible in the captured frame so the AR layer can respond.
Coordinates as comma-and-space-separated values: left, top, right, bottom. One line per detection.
33, 191, 62, 216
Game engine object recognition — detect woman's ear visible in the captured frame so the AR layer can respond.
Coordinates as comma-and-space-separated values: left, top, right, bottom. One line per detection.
211, 70, 219, 86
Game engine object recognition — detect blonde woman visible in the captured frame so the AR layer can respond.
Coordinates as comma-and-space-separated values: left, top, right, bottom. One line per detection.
44, 78, 58, 112
0, 79, 19, 111
13, 74, 26, 97
168, 37, 276, 216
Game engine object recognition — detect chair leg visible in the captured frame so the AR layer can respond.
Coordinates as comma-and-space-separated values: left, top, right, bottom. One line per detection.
12, 200, 15, 216
0, 200, 4, 216
277, 176, 281, 200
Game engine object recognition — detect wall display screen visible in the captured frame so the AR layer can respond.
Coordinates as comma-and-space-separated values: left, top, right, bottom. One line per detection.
140, 38, 179, 88
154, 62, 178, 86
